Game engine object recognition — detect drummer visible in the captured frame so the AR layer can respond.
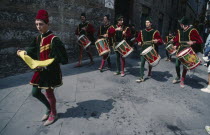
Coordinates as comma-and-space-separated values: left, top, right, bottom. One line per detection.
97, 14, 115, 72
136, 17, 163, 83
164, 31, 174, 61
130, 24, 139, 51
172, 16, 203, 88
113, 15, 131, 77
74, 13, 95, 67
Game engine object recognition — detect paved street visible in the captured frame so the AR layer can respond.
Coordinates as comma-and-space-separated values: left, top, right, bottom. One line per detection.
0, 46, 210, 135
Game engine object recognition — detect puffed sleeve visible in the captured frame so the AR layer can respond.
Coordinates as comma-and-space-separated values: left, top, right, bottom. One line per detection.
190, 29, 203, 45
136, 30, 143, 43
86, 23, 95, 35
108, 26, 116, 37
153, 31, 163, 45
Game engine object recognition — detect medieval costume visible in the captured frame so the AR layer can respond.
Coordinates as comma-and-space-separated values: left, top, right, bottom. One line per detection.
17, 10, 68, 126
75, 13, 95, 67
172, 16, 203, 88
113, 15, 131, 77
97, 15, 115, 72
136, 17, 163, 82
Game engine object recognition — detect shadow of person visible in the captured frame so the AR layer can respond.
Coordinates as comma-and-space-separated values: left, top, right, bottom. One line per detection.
58, 99, 115, 119
151, 71, 173, 82
185, 75, 208, 89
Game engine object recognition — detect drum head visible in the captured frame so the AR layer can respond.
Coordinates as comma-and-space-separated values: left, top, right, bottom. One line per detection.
141, 46, 153, 55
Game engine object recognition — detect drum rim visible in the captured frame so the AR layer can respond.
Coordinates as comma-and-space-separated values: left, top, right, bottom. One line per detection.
99, 49, 110, 56
166, 44, 174, 49
141, 46, 153, 55
95, 38, 106, 44
177, 47, 192, 57
83, 42, 91, 49
122, 48, 134, 57
115, 40, 126, 49
149, 56, 161, 67
78, 34, 85, 40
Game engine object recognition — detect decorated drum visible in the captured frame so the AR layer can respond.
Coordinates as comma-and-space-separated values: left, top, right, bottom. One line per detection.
78, 35, 91, 49
95, 38, 110, 56
115, 40, 133, 57
141, 46, 161, 67
166, 44, 176, 55
176, 47, 201, 70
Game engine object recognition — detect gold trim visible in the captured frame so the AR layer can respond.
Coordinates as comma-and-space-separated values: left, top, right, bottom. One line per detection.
152, 30, 159, 40
30, 82, 63, 89
141, 30, 143, 42
40, 44, 50, 53
51, 36, 57, 45
177, 30, 181, 54
166, 36, 169, 42
188, 28, 198, 41
30, 82, 39, 85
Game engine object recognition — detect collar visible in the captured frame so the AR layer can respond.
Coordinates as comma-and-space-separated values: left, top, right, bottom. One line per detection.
145, 28, 153, 31
183, 26, 191, 32
41, 30, 52, 37
117, 24, 122, 27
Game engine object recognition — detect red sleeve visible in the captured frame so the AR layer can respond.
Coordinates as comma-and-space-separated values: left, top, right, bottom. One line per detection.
86, 23, 95, 35
154, 31, 163, 45
173, 31, 180, 47
124, 27, 132, 39
108, 26, 116, 38
136, 30, 143, 43
190, 29, 203, 45
164, 37, 168, 43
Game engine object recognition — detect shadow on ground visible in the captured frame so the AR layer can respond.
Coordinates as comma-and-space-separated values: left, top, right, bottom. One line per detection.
58, 99, 115, 119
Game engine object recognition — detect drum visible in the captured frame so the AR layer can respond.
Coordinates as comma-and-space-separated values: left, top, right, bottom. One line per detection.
95, 38, 110, 56
176, 47, 201, 70
115, 40, 133, 57
78, 35, 91, 49
166, 44, 176, 55
141, 46, 161, 67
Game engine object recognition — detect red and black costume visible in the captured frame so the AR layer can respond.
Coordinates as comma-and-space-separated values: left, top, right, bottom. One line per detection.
113, 23, 131, 75
97, 23, 115, 71
173, 25, 203, 85
136, 28, 163, 79
25, 10, 68, 126
75, 13, 95, 66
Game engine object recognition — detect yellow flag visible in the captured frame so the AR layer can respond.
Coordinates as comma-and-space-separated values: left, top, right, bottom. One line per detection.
19, 51, 54, 69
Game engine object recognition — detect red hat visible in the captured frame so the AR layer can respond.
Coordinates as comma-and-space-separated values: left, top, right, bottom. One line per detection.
35, 10, 49, 24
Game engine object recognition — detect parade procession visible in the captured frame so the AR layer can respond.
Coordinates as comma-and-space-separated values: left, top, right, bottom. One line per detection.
2, 0, 210, 134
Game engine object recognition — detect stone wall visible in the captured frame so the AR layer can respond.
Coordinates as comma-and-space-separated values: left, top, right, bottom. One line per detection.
0, 0, 114, 78
132, 0, 181, 36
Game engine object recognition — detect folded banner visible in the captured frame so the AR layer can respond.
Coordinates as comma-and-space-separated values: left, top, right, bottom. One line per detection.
19, 51, 54, 69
